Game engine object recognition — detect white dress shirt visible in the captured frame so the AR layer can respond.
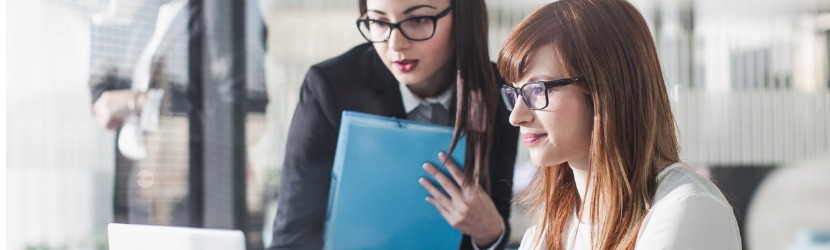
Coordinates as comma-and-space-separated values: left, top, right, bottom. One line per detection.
398, 82, 454, 122
519, 163, 742, 250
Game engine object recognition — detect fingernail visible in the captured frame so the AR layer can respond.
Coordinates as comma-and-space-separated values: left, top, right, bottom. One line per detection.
422, 163, 430, 170
438, 152, 446, 157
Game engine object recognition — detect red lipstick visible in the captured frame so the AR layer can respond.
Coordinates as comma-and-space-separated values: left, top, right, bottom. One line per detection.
394, 59, 419, 73
522, 134, 547, 146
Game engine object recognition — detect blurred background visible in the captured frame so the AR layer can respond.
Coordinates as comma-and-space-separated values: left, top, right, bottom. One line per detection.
4, 0, 829, 249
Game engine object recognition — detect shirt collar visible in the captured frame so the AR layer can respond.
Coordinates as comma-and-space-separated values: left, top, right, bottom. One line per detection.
399, 82, 455, 113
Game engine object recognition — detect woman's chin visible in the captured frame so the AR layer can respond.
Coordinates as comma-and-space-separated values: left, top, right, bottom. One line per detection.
529, 152, 567, 168
392, 72, 423, 84
529, 156, 552, 168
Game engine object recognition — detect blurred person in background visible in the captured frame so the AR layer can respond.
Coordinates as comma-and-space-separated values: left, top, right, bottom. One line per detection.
497, 0, 741, 249
269, 0, 519, 249
89, 0, 189, 226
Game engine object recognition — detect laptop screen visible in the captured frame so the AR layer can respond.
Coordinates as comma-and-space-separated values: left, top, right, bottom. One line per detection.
108, 223, 246, 250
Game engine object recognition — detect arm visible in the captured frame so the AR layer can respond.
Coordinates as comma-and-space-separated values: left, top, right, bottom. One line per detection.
269, 66, 340, 250
90, 67, 163, 130
90, 70, 121, 105
90, 69, 129, 129
92, 90, 144, 129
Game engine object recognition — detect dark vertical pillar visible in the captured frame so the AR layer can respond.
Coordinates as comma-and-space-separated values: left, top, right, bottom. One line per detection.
201, 0, 248, 233
202, 0, 248, 232
187, 0, 205, 228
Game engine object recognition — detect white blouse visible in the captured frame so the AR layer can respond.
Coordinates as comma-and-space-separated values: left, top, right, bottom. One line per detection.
519, 163, 742, 250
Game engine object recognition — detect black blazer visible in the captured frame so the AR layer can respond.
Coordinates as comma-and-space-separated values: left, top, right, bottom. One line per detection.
269, 43, 519, 250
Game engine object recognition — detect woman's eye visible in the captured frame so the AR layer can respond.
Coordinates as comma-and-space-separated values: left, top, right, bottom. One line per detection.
368, 20, 386, 28
411, 17, 429, 24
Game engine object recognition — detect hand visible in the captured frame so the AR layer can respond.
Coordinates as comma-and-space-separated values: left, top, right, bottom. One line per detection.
419, 152, 505, 247
92, 90, 145, 130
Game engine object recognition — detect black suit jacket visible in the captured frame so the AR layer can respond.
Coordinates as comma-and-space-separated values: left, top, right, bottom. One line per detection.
269, 43, 519, 250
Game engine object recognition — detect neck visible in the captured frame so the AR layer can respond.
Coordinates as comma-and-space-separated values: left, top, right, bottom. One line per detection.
406, 65, 454, 98
568, 156, 592, 223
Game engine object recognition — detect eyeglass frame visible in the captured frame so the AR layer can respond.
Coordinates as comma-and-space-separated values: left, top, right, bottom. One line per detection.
355, 6, 454, 43
499, 77, 585, 111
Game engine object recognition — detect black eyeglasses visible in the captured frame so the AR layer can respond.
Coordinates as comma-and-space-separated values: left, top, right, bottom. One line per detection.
356, 6, 454, 43
499, 77, 584, 111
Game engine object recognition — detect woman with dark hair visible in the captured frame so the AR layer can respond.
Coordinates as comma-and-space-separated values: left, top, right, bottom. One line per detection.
497, 0, 741, 249
269, 0, 518, 249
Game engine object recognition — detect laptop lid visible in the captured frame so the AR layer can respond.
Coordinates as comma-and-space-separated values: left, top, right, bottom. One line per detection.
108, 223, 246, 250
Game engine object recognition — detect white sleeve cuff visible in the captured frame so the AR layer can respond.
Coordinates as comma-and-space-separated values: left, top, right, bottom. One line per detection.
139, 88, 164, 132
472, 224, 506, 250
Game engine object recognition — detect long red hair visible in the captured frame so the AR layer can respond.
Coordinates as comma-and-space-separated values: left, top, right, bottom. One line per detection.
498, 0, 680, 249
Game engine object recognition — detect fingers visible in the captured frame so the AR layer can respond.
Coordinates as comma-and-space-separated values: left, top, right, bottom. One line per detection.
438, 152, 465, 184
420, 153, 507, 239
421, 163, 462, 199
425, 194, 464, 229
420, 177, 462, 226
419, 177, 452, 210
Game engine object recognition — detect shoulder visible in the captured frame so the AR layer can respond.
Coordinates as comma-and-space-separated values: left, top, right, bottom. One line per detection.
314, 43, 378, 68
636, 163, 742, 249
653, 164, 731, 207
307, 43, 379, 81
302, 43, 394, 95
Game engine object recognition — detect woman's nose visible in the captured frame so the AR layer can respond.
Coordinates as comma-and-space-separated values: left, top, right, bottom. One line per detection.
508, 99, 532, 127
387, 28, 411, 51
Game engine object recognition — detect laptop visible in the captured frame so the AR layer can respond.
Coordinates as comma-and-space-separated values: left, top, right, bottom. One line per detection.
108, 223, 246, 250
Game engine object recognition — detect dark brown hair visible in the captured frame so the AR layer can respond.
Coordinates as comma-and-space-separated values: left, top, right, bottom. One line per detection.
498, 0, 680, 248
360, 0, 498, 189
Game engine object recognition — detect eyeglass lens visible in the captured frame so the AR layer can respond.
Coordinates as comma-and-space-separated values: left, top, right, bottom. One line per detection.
500, 83, 548, 111
359, 17, 435, 42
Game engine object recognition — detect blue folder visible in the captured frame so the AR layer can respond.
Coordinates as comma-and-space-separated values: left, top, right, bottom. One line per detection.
324, 111, 466, 250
